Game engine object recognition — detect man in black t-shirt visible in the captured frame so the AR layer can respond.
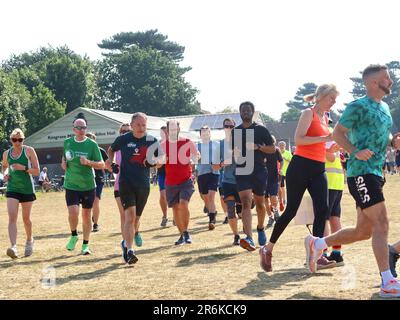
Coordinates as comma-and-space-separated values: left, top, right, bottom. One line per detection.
232, 101, 277, 251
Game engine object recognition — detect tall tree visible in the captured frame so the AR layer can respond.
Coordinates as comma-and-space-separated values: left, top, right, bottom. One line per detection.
281, 83, 317, 122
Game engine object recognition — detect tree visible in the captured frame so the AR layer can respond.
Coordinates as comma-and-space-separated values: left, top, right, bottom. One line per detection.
260, 112, 277, 124
0, 70, 30, 153
280, 108, 302, 122
97, 31, 201, 116
280, 83, 317, 122
217, 106, 237, 113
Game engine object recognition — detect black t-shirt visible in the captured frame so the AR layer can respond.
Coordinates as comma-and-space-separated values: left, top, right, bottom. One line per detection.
94, 147, 109, 184
157, 164, 166, 176
231, 122, 274, 170
111, 132, 160, 188
266, 149, 283, 182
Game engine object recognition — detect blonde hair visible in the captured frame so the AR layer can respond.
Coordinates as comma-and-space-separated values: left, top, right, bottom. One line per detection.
304, 84, 339, 103
10, 128, 25, 139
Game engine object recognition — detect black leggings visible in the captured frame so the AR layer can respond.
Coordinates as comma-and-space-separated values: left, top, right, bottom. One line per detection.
270, 155, 328, 243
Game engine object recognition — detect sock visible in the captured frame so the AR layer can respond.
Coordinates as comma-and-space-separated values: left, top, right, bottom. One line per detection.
323, 249, 328, 257
71, 230, 78, 237
381, 269, 396, 286
257, 226, 264, 232
83, 240, 89, 245
314, 238, 328, 251
332, 245, 342, 254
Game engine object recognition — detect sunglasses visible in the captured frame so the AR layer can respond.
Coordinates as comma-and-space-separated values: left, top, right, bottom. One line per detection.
11, 138, 24, 143
74, 126, 87, 130
224, 125, 235, 129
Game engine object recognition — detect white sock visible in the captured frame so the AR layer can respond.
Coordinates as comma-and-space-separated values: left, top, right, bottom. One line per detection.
314, 238, 328, 251
381, 269, 396, 286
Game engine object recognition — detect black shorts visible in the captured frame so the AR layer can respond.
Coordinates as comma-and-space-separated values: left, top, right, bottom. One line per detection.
280, 176, 286, 188
218, 186, 224, 197
222, 183, 241, 203
95, 183, 104, 199
114, 190, 120, 198
197, 173, 219, 195
236, 166, 267, 196
347, 174, 385, 210
119, 182, 150, 215
38, 181, 44, 186
65, 189, 96, 209
328, 189, 343, 218
6, 192, 36, 203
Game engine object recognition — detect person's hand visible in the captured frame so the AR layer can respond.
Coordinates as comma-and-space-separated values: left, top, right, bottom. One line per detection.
80, 156, 90, 166
355, 149, 375, 161
323, 133, 333, 142
327, 143, 340, 153
10, 164, 26, 171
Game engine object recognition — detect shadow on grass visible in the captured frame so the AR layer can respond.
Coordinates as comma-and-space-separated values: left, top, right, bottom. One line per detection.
0, 254, 78, 269
237, 270, 333, 298
175, 253, 237, 267
51, 254, 120, 269
34, 233, 71, 241
287, 292, 343, 300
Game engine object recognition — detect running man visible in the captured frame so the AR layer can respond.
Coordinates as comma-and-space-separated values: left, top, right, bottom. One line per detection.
162, 120, 197, 245
278, 141, 292, 212
2, 129, 39, 259
107, 113, 162, 265
213, 118, 242, 245
232, 101, 276, 251
85, 132, 109, 233
62, 114, 105, 255
158, 126, 169, 227
303, 65, 400, 298
265, 136, 283, 229
196, 125, 220, 230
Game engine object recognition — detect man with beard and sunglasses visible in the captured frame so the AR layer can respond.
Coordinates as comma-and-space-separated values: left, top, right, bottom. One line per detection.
303, 64, 400, 298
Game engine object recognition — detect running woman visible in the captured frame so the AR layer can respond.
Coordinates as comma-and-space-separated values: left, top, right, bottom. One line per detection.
260, 84, 339, 271
278, 141, 292, 212
213, 118, 242, 245
196, 125, 220, 230
158, 126, 169, 227
107, 113, 162, 265
303, 65, 400, 298
163, 120, 197, 245
62, 114, 105, 256
2, 129, 39, 259
232, 101, 276, 251
265, 136, 283, 229
85, 132, 109, 233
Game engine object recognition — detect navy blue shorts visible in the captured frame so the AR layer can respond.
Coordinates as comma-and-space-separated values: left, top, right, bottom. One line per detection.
197, 173, 219, 195
222, 183, 241, 203
236, 167, 268, 196
266, 179, 279, 197
95, 183, 104, 199
328, 189, 343, 218
166, 179, 195, 208
158, 174, 166, 191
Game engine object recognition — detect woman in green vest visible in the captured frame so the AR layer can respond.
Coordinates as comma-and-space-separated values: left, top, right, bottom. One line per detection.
2, 128, 40, 259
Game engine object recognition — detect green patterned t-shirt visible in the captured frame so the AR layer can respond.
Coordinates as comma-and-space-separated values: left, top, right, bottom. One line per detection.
339, 96, 392, 178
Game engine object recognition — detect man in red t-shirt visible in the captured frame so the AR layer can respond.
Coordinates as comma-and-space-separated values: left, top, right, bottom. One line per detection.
163, 120, 198, 245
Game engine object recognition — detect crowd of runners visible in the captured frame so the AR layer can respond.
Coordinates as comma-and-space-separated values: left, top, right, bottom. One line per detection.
2, 64, 400, 298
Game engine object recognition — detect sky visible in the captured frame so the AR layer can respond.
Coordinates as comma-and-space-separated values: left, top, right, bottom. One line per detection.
1, 0, 400, 119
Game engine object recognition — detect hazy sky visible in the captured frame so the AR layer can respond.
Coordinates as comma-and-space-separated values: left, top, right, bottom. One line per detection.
1, 0, 399, 119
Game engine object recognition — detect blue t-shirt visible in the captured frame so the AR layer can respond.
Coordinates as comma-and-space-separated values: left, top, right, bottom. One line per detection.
339, 96, 392, 178
197, 141, 220, 176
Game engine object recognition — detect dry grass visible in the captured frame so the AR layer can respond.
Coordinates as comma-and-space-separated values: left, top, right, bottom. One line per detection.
0, 175, 400, 300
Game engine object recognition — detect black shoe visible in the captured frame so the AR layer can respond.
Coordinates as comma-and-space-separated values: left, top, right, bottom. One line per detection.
121, 240, 128, 263
233, 234, 240, 246
127, 249, 138, 265
327, 251, 344, 266
92, 224, 99, 233
223, 217, 228, 224
203, 206, 208, 214
183, 231, 192, 244
175, 235, 185, 245
389, 245, 399, 278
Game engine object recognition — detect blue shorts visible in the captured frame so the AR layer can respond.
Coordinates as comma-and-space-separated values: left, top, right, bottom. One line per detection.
158, 174, 166, 191
266, 179, 279, 197
236, 167, 268, 196
222, 183, 241, 203
95, 183, 104, 199
197, 173, 219, 195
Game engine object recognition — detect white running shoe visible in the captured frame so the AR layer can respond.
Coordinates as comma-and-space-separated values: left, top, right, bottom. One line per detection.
24, 239, 34, 257
7, 246, 19, 259
304, 235, 323, 273
380, 279, 400, 298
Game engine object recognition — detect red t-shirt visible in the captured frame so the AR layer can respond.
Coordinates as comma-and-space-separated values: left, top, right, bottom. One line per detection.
162, 138, 197, 186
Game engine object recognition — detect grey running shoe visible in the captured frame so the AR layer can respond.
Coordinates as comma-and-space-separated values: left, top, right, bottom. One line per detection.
273, 209, 280, 222
160, 217, 168, 227
24, 239, 34, 257
266, 217, 275, 229
7, 246, 18, 259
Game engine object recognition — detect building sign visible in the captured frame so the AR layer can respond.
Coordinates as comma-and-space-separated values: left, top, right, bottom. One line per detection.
35, 129, 118, 143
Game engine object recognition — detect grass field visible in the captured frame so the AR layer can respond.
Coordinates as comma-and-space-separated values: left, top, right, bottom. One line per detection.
0, 175, 400, 300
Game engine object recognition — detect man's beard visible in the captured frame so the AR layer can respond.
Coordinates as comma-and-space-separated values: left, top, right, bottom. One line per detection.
379, 83, 392, 95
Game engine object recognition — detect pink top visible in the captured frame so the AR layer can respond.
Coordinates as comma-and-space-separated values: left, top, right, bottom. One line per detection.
114, 151, 122, 191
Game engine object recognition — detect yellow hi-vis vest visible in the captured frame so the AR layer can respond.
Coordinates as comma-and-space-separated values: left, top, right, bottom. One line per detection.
325, 153, 344, 191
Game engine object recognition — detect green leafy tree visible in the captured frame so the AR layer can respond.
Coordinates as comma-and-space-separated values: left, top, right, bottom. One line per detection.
260, 112, 277, 124
281, 83, 317, 122
280, 108, 302, 122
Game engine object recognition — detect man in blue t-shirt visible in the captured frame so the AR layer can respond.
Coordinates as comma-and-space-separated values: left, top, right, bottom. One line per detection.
304, 65, 400, 298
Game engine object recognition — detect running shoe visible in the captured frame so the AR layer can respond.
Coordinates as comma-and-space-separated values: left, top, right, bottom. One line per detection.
127, 249, 138, 265
380, 279, 400, 298
203, 206, 208, 214
175, 235, 185, 246
24, 239, 34, 257
92, 223, 99, 233
316, 256, 336, 270
233, 234, 240, 246
66, 235, 79, 251
183, 231, 192, 244
134, 233, 143, 247
81, 244, 91, 255
172, 219, 176, 226
273, 210, 280, 222
257, 227, 267, 246
240, 237, 256, 252
389, 245, 399, 278
266, 217, 274, 229
304, 235, 323, 273
121, 240, 128, 263
6, 246, 18, 259
160, 217, 168, 227
327, 251, 345, 267
259, 246, 273, 272
223, 217, 229, 224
